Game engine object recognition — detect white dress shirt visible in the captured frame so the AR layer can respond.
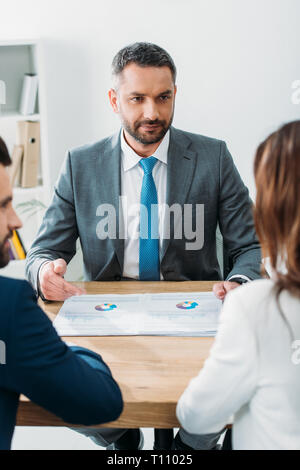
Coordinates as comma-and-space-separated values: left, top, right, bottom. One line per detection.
176, 279, 300, 449
120, 129, 169, 280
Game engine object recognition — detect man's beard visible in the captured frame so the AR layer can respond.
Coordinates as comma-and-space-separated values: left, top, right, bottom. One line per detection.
121, 112, 174, 145
0, 233, 12, 268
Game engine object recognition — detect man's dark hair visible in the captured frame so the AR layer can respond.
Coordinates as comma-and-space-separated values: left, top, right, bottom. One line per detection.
112, 42, 177, 84
0, 137, 11, 166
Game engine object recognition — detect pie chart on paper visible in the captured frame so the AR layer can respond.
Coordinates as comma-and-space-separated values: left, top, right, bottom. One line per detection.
95, 303, 117, 312
176, 301, 199, 310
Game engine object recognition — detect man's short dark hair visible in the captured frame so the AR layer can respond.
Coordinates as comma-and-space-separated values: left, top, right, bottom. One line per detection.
112, 42, 177, 85
0, 137, 11, 166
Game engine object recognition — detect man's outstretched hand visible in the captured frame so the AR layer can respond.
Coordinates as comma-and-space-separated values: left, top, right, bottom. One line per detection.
39, 258, 86, 301
212, 281, 240, 301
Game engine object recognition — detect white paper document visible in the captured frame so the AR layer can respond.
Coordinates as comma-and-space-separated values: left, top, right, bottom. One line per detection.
53, 292, 222, 337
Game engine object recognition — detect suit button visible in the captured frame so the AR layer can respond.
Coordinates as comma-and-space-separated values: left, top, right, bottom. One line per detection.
114, 275, 121, 281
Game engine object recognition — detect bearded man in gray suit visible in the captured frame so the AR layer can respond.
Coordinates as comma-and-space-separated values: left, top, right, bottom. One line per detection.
26, 42, 261, 450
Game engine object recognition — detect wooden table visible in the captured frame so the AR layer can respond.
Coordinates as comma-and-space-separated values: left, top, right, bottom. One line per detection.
17, 281, 215, 429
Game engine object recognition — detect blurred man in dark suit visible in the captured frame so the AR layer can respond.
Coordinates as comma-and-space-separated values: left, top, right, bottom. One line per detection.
0, 137, 123, 450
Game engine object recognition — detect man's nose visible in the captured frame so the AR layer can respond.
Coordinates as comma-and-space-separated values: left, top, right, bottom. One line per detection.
143, 100, 159, 121
8, 207, 23, 232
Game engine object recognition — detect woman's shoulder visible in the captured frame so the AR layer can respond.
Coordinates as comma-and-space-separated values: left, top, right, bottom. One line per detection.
225, 278, 300, 326
223, 279, 276, 322
228, 278, 274, 302
238, 278, 274, 295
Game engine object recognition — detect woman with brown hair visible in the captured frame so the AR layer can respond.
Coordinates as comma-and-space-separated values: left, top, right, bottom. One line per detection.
176, 121, 300, 450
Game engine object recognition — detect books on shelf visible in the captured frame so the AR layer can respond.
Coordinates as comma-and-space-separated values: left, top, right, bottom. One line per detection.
19, 74, 38, 115
8, 230, 26, 260
16, 120, 40, 188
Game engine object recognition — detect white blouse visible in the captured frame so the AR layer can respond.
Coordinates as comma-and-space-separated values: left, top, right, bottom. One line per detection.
176, 279, 300, 450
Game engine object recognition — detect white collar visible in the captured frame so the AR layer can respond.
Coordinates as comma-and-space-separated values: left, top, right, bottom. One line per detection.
121, 128, 169, 172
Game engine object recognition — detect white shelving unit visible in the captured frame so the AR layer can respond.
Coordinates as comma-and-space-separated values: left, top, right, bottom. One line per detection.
1, 112, 40, 123
0, 39, 50, 279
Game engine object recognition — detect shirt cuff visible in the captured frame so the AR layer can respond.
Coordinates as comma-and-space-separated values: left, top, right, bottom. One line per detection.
227, 274, 251, 283
37, 260, 52, 300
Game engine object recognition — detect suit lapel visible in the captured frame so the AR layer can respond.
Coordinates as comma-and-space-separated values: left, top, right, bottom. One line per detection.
100, 130, 124, 272
161, 127, 197, 261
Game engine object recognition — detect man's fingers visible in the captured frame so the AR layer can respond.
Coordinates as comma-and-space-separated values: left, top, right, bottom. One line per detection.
52, 258, 67, 276
213, 282, 226, 300
212, 281, 241, 301
213, 282, 225, 294
41, 281, 85, 301
40, 261, 85, 300
48, 275, 84, 297
223, 281, 240, 292
62, 279, 86, 296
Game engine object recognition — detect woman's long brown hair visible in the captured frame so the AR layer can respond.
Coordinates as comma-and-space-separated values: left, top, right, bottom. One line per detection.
254, 120, 300, 335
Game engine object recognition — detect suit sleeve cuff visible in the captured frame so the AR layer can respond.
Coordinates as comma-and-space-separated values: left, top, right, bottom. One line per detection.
37, 260, 52, 300
227, 274, 251, 283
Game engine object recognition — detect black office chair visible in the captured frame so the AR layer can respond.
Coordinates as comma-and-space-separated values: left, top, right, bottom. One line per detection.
153, 227, 233, 450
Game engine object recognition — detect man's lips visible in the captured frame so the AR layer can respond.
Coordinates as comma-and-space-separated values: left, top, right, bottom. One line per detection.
139, 123, 162, 131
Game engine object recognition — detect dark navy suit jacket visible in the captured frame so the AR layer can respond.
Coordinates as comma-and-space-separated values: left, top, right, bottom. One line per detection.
0, 275, 123, 450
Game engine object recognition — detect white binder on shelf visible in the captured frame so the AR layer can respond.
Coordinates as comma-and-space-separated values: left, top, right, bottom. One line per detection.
19, 74, 38, 115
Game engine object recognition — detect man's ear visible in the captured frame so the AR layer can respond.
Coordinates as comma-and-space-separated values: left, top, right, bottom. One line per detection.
108, 88, 119, 114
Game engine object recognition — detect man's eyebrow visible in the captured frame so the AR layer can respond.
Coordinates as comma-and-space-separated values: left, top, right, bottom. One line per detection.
128, 92, 146, 97
0, 196, 12, 207
128, 89, 173, 97
158, 89, 172, 96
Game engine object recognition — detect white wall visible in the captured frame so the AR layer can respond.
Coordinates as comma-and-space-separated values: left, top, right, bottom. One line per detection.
0, 0, 299, 198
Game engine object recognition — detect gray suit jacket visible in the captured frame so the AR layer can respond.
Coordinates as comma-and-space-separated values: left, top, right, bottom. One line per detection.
26, 127, 261, 291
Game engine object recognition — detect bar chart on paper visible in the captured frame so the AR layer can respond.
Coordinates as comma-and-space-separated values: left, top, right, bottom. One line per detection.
53, 292, 222, 337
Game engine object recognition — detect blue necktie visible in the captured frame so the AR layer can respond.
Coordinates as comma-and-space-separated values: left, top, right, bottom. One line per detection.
139, 156, 160, 281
